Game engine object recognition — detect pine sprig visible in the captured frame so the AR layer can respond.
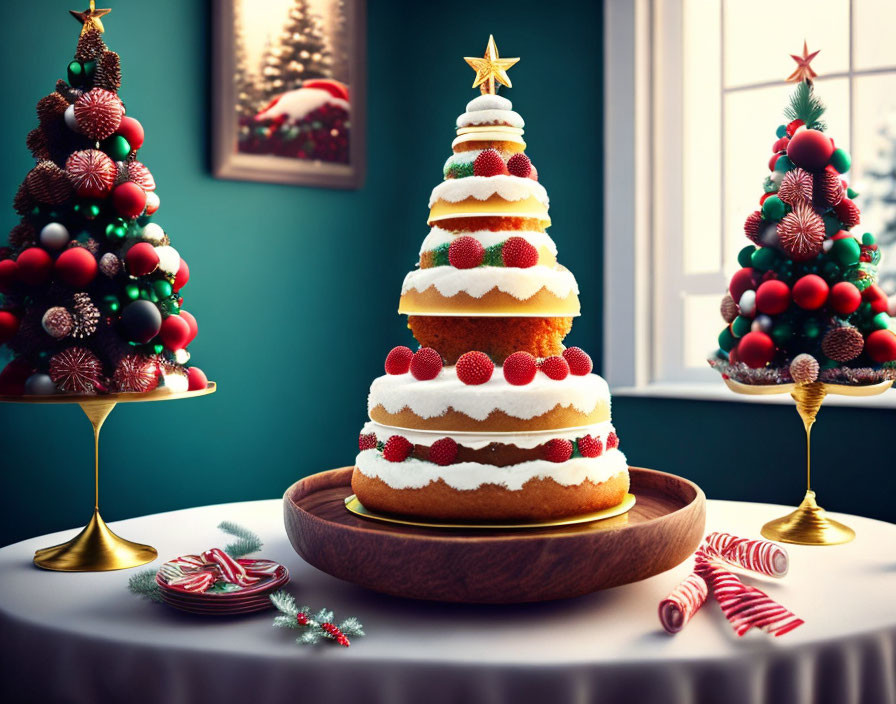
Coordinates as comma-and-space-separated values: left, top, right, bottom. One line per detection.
269, 590, 365, 647
218, 520, 262, 558
128, 568, 162, 602
784, 81, 827, 130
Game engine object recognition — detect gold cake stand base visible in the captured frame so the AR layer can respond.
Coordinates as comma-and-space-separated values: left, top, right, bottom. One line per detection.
1, 383, 215, 571
724, 377, 891, 546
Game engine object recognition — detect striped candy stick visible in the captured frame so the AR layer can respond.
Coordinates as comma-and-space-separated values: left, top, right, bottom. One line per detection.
202, 548, 260, 587
704, 532, 789, 577
658, 572, 708, 634
168, 571, 217, 592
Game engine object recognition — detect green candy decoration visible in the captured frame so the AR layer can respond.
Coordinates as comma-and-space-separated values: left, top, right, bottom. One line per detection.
872, 312, 891, 330
862, 232, 876, 246
153, 279, 173, 298
718, 327, 736, 352
105, 221, 127, 239
761, 195, 786, 220
771, 322, 793, 346
125, 283, 140, 300
67, 61, 84, 86
847, 187, 859, 199
153, 343, 165, 355
773, 155, 795, 173
102, 294, 120, 313
831, 237, 861, 267
103, 135, 131, 161
802, 318, 822, 339
776, 124, 787, 139
751, 247, 777, 271
159, 299, 180, 316
829, 148, 851, 174
737, 246, 755, 268
731, 316, 752, 338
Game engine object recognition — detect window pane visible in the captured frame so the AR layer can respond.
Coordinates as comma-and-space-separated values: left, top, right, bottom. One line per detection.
723, 79, 849, 277
723, 0, 849, 89
854, 0, 896, 70
683, 294, 724, 369
683, 0, 722, 274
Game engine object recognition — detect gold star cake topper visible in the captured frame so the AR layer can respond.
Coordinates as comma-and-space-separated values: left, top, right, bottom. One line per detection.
464, 35, 519, 95
787, 41, 820, 83
70, 0, 111, 36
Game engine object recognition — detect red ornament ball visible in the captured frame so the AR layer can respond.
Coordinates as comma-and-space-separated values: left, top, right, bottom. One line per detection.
66, 149, 116, 198
126, 242, 159, 276
778, 201, 825, 261
0, 310, 20, 343
49, 346, 102, 393
768, 153, 780, 171
829, 281, 862, 315
728, 267, 757, 303
737, 331, 776, 369
186, 366, 208, 391
501, 236, 538, 268
456, 351, 494, 385
539, 355, 570, 380
772, 137, 789, 152
174, 258, 190, 292
385, 346, 414, 375
744, 211, 764, 244
0, 259, 17, 293
863, 284, 889, 314
55, 247, 97, 288
473, 149, 508, 177
562, 346, 593, 375
865, 329, 896, 363
544, 438, 574, 463
429, 437, 459, 466
73, 88, 124, 140
503, 351, 537, 385
16, 247, 53, 286
112, 181, 147, 218
159, 314, 191, 351
113, 354, 159, 393
410, 347, 443, 380
126, 162, 156, 192
792, 274, 829, 310
116, 116, 144, 151
0, 358, 33, 395
834, 199, 861, 228
448, 236, 484, 269
786, 119, 805, 136
755, 279, 791, 315
179, 310, 198, 345
786, 129, 833, 171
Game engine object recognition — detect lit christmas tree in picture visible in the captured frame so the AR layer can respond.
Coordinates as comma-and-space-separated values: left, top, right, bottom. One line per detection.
260, 0, 332, 97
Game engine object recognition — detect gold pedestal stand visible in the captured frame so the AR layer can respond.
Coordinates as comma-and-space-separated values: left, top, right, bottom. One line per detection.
724, 377, 891, 545
1, 382, 215, 571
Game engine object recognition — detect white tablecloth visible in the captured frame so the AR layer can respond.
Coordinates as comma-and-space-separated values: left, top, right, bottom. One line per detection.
0, 498, 894, 704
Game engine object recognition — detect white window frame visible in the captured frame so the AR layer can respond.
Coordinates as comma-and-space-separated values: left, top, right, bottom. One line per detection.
602, 0, 896, 408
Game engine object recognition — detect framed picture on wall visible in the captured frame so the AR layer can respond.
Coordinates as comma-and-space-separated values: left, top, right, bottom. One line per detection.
211, 0, 365, 189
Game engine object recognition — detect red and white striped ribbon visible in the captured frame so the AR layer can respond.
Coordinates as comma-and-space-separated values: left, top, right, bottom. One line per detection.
704, 532, 789, 578
658, 573, 708, 634
160, 552, 281, 593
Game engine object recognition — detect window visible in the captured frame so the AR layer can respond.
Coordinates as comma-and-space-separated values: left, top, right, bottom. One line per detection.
604, 0, 896, 400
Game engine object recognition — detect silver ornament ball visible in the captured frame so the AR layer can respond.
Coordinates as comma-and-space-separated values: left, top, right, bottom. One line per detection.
24, 373, 58, 395
39, 222, 70, 250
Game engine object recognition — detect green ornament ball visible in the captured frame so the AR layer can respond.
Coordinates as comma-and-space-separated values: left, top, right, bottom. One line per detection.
153, 279, 173, 298
67, 61, 84, 86
872, 312, 891, 330
862, 232, 876, 246
847, 187, 859, 199
761, 195, 786, 220
829, 148, 851, 174
771, 322, 793, 345
737, 245, 755, 268
103, 135, 131, 161
776, 125, 788, 139
802, 318, 821, 339
105, 221, 127, 239
774, 155, 795, 173
102, 294, 120, 313
732, 316, 752, 338
751, 247, 778, 271
831, 237, 861, 267
125, 283, 140, 300
718, 327, 736, 352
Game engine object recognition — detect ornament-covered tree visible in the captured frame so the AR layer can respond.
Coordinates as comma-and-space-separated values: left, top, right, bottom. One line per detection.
710, 63, 896, 386
0, 2, 207, 396
261, 0, 332, 99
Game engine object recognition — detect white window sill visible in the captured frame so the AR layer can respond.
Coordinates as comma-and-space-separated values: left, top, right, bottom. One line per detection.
612, 382, 896, 408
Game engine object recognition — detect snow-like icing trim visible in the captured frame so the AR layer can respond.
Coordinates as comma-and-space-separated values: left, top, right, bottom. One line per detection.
419, 227, 557, 257
444, 151, 480, 170
361, 420, 615, 450
466, 95, 513, 112
429, 175, 549, 208
255, 88, 350, 122
457, 109, 525, 129
355, 448, 627, 491
368, 368, 609, 421
401, 265, 578, 300
452, 131, 526, 148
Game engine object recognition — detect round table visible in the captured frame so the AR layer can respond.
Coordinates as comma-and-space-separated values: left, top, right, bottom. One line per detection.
0, 499, 894, 704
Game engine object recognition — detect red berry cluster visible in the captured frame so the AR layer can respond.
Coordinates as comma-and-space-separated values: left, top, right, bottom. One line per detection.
320, 622, 350, 647
472, 149, 539, 181
544, 432, 619, 463
456, 351, 494, 385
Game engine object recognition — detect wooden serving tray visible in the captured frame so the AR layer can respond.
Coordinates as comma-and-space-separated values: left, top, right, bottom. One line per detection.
283, 467, 706, 603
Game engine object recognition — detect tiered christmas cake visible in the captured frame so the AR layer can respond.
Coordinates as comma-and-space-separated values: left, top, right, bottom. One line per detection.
352, 38, 628, 521
0, 3, 207, 396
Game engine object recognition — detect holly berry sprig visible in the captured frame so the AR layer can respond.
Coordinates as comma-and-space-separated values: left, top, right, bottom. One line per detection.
270, 591, 365, 647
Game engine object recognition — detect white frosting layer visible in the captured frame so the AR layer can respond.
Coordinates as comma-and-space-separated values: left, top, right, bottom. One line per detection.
429, 176, 549, 208
444, 151, 480, 169
419, 227, 558, 257
452, 131, 526, 148
255, 87, 349, 122
457, 109, 525, 129
361, 420, 615, 450
466, 95, 513, 111
401, 265, 578, 300
368, 369, 609, 421
355, 448, 628, 491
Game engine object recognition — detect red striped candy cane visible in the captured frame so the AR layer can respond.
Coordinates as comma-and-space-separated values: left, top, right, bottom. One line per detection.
202, 548, 259, 587
704, 532, 789, 577
658, 572, 708, 633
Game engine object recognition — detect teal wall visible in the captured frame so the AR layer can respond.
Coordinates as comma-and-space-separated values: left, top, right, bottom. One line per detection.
1, 1, 890, 547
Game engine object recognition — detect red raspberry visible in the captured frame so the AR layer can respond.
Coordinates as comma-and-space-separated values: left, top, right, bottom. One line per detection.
429, 437, 458, 466
410, 347, 443, 380
578, 434, 603, 458
448, 236, 484, 269
473, 148, 508, 177
358, 433, 377, 451
456, 351, 494, 385
506, 153, 532, 178
562, 347, 593, 375
503, 351, 537, 385
539, 355, 570, 380
383, 435, 413, 462
501, 236, 538, 268
384, 345, 414, 375
544, 438, 574, 463
607, 432, 619, 450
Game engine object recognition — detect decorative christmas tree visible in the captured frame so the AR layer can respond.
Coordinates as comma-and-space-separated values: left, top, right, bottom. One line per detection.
710, 48, 896, 386
260, 0, 332, 99
327, 0, 350, 84
234, 4, 265, 119
0, 2, 207, 396
857, 113, 896, 294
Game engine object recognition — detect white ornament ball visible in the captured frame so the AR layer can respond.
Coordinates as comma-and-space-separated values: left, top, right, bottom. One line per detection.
160, 369, 189, 393
145, 191, 160, 215
761, 225, 781, 248
752, 314, 774, 333
99, 252, 121, 278
155, 245, 180, 275
769, 171, 784, 187
739, 290, 757, 317
173, 348, 190, 365
141, 222, 166, 245
64, 104, 80, 133
39, 222, 70, 250
24, 373, 58, 395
